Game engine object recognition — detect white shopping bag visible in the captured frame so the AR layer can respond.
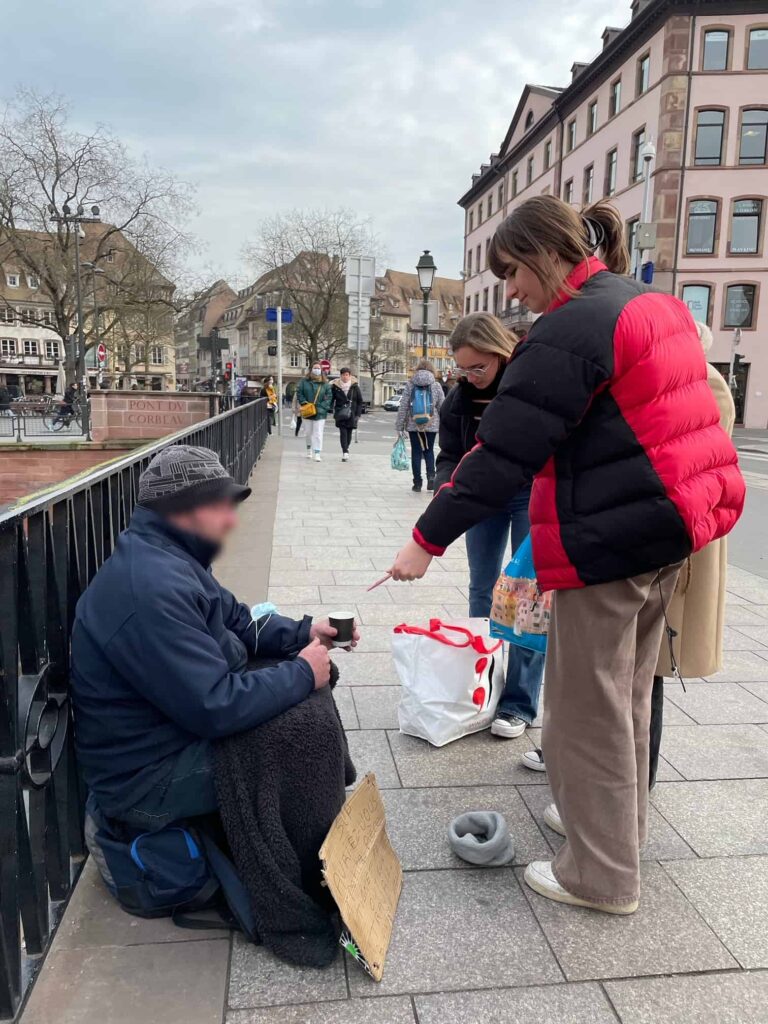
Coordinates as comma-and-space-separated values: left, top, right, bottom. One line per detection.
392, 618, 504, 747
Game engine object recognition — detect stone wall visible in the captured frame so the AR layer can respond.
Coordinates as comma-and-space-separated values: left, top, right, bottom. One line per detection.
90, 391, 218, 443
0, 443, 137, 507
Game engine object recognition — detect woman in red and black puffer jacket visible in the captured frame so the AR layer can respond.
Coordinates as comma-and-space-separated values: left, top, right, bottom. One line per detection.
390, 195, 745, 916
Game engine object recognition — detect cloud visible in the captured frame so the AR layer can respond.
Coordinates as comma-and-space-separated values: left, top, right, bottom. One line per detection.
2, 0, 630, 282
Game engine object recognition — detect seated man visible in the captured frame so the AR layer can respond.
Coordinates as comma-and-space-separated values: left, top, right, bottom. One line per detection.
71, 444, 353, 831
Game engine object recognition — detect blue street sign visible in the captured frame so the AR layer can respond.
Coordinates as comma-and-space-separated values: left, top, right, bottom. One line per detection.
266, 307, 293, 323
641, 261, 654, 284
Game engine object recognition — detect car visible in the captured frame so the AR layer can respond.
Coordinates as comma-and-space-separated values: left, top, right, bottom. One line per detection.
383, 395, 402, 412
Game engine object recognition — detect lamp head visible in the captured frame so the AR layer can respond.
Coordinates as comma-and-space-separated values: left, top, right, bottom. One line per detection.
416, 250, 437, 292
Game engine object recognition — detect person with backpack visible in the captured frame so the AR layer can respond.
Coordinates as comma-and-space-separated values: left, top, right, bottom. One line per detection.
331, 367, 364, 461
389, 195, 744, 915
395, 359, 444, 492
296, 363, 333, 461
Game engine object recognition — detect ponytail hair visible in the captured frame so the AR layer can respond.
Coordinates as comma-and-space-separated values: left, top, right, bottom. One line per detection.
488, 194, 630, 304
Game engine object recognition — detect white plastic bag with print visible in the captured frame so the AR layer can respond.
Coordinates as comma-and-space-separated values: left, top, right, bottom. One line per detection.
392, 618, 504, 747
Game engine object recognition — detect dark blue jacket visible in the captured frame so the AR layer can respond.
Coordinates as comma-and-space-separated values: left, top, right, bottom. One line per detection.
71, 505, 314, 816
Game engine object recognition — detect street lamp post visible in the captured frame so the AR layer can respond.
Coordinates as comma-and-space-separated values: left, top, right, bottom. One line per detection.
635, 141, 656, 281
48, 203, 102, 440
82, 262, 106, 386
416, 250, 437, 359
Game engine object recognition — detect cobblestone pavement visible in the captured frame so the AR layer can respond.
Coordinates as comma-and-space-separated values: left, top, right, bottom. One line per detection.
21, 416, 768, 1024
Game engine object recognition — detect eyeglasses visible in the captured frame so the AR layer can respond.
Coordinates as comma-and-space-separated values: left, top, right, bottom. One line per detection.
454, 362, 493, 379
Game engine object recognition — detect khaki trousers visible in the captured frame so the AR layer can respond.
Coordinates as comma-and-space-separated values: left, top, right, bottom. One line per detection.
541, 564, 681, 905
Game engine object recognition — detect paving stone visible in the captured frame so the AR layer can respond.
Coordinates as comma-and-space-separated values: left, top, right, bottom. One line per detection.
388, 729, 547, 788
664, 856, 768, 968
650, 780, 768, 856
604, 970, 768, 1024
320, 585, 394, 605
517, 784, 695, 861
353, 624, 396, 652
332, 686, 359, 730
521, 862, 736, 981
269, 570, 336, 585
658, 697, 696, 725
352, 685, 400, 728
740, 680, 768, 705
654, 755, 685, 782
722, 625, 768, 650
227, 935, 346, 1009
664, 681, 768, 724
336, 652, 400, 686
346, 730, 400, 788
702, 650, 768, 682
267, 585, 322, 604
723, 602, 768, 626
306, 553, 377, 570
348, 869, 563, 997
381, 584, 467, 605
735, 624, 768, 645
269, 557, 310, 573
416, 982, 616, 1024
356, 605, 437, 626
22, 939, 230, 1024
382, 785, 552, 870
659, 724, 768, 779
228, 996, 416, 1024
727, 580, 768, 604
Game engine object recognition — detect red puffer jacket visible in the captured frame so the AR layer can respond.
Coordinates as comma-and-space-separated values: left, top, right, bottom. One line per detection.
414, 258, 745, 591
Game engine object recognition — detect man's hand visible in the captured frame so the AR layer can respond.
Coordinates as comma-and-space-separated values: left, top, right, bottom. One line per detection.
390, 539, 433, 581
310, 619, 360, 650
298, 637, 331, 689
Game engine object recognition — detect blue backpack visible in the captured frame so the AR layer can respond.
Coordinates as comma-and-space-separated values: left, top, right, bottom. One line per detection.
84, 792, 258, 938
411, 384, 433, 427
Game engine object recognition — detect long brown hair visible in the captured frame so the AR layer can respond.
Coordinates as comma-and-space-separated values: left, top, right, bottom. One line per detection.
488, 195, 630, 305
449, 312, 518, 358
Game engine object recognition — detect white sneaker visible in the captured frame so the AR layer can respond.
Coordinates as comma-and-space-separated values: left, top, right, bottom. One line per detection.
314, 452, 322, 462
543, 803, 566, 837
524, 860, 638, 915
342, 452, 349, 461
490, 712, 527, 739
306, 448, 313, 459
521, 748, 547, 772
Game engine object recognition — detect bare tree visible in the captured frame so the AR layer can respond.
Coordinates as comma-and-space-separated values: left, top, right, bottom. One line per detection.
243, 208, 382, 366
356, 315, 406, 395
0, 89, 195, 381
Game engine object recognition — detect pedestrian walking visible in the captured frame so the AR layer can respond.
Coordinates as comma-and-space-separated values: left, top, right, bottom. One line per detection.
437, 312, 543, 739
649, 321, 736, 787
395, 359, 444, 492
291, 391, 303, 437
389, 195, 745, 915
296, 363, 333, 461
331, 367, 364, 462
261, 376, 278, 429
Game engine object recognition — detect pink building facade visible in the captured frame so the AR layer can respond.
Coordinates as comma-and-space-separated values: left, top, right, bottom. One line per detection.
460, 0, 768, 426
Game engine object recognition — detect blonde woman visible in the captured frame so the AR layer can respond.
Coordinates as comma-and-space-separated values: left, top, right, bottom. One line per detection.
437, 313, 543, 739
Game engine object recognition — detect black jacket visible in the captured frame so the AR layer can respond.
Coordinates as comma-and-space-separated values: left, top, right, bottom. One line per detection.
71, 505, 314, 815
435, 371, 502, 488
331, 378, 363, 424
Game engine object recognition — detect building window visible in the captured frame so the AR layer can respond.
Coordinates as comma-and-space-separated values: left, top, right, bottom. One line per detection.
289, 351, 300, 367
40, 310, 54, 326
106, 251, 115, 263
681, 284, 712, 324
702, 29, 730, 70
566, 119, 576, 152
23, 339, 38, 356
477, 202, 483, 226
687, 199, 719, 254
694, 109, 725, 165
636, 52, 650, 96
583, 164, 594, 204
482, 287, 489, 311
27, 274, 39, 289
476, 245, 481, 271
467, 250, 473, 277
544, 139, 552, 169
465, 296, 471, 314
511, 171, 518, 197
485, 237, 490, 260
747, 28, 768, 69
149, 345, 164, 365
45, 339, 60, 359
724, 284, 757, 327
604, 149, 618, 196
497, 183, 504, 207
609, 78, 622, 117
525, 110, 534, 130
0, 338, 17, 355
473, 293, 479, 312
20, 308, 36, 324
587, 100, 598, 136
631, 127, 646, 181
627, 218, 640, 256
468, 210, 474, 232
730, 199, 763, 254
739, 109, 768, 165
0, 307, 14, 324
563, 178, 574, 204
6, 273, 19, 288
492, 283, 500, 315
526, 156, 534, 185
487, 194, 493, 218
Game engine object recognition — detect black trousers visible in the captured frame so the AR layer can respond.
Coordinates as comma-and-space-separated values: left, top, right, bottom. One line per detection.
294, 415, 302, 437
648, 674, 664, 789
338, 422, 354, 452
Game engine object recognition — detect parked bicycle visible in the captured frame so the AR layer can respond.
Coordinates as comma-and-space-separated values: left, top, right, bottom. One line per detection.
42, 387, 86, 433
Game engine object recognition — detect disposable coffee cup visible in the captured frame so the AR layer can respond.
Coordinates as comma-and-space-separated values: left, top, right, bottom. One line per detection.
328, 611, 355, 649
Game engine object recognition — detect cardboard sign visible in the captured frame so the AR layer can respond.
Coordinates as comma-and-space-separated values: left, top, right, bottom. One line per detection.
319, 773, 402, 981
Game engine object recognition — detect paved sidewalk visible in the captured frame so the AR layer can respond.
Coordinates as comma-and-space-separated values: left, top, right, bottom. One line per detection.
21, 414, 768, 1023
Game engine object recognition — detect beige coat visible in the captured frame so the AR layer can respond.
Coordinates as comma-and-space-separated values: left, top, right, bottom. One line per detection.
656, 365, 736, 678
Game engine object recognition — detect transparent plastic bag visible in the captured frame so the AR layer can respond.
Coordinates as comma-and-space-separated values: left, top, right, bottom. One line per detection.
391, 436, 409, 471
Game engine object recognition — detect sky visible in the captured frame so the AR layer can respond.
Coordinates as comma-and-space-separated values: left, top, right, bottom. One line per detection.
2, 0, 630, 286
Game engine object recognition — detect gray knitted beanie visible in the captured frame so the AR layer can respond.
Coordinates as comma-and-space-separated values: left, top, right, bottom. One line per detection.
448, 812, 515, 867
138, 445, 251, 514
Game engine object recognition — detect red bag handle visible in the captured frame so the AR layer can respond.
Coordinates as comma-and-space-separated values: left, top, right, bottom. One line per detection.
393, 618, 502, 654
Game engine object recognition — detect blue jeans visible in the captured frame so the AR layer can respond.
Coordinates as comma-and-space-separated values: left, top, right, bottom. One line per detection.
465, 489, 544, 724
408, 430, 436, 484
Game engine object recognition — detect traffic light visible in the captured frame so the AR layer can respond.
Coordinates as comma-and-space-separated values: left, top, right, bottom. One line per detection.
224, 361, 233, 383
733, 352, 745, 375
